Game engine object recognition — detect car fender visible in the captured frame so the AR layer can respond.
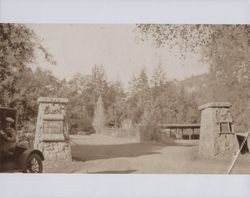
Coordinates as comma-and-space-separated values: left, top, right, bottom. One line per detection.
18, 149, 45, 169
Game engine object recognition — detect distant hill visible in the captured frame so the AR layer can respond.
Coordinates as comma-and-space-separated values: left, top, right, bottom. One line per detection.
178, 74, 209, 93
176, 73, 211, 105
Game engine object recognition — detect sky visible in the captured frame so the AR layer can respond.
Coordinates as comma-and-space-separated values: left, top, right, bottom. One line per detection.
28, 24, 209, 87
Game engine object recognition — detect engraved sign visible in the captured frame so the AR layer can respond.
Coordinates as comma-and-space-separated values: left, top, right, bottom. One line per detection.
43, 121, 63, 134
44, 104, 65, 115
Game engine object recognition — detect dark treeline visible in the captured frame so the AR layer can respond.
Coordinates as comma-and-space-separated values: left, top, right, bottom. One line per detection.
0, 63, 199, 134
1, 24, 249, 134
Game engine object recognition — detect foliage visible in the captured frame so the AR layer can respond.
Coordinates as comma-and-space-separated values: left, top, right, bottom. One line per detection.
123, 65, 200, 125
0, 24, 55, 128
0, 24, 54, 104
137, 24, 250, 131
0, 24, 201, 135
2, 23, 249, 139
138, 103, 162, 142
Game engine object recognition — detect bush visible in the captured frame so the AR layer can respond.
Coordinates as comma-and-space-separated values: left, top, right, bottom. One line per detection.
139, 122, 161, 142
69, 120, 95, 135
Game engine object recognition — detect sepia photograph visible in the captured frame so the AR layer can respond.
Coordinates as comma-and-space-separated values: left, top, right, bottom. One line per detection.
0, 23, 249, 174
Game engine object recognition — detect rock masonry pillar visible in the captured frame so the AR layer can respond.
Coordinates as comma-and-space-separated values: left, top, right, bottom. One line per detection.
198, 102, 238, 158
34, 97, 72, 161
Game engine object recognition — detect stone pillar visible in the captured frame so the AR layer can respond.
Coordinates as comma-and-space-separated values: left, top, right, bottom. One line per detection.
198, 102, 238, 158
34, 97, 72, 161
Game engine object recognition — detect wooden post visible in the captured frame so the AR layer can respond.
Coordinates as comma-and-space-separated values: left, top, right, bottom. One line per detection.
191, 128, 195, 140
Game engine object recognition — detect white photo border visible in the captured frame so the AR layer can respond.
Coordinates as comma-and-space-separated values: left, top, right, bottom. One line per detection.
0, 0, 250, 197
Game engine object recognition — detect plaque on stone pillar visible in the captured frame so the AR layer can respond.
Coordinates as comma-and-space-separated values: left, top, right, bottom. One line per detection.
34, 97, 72, 161
198, 102, 239, 158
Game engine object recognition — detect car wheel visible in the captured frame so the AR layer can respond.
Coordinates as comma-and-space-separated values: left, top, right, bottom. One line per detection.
24, 153, 43, 173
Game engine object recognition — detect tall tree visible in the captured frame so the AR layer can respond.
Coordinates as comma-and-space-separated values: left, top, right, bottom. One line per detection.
126, 68, 150, 124
92, 95, 105, 133
90, 64, 108, 96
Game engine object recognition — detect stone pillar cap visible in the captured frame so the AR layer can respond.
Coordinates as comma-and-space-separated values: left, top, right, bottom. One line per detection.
198, 102, 231, 111
38, 97, 69, 104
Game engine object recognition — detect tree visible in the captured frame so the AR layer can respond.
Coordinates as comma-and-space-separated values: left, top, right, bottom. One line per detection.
92, 95, 105, 133
151, 64, 166, 87
137, 24, 250, 130
60, 66, 126, 133
126, 68, 150, 124
11, 67, 63, 125
60, 73, 93, 134
90, 64, 108, 96
137, 25, 249, 87
105, 81, 125, 127
0, 24, 54, 107
0, 24, 55, 128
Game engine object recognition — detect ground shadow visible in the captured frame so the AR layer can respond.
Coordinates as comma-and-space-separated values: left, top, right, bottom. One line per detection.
88, 169, 138, 174
71, 143, 163, 162
236, 135, 249, 154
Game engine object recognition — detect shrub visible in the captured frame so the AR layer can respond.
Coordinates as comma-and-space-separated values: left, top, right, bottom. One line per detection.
139, 122, 161, 143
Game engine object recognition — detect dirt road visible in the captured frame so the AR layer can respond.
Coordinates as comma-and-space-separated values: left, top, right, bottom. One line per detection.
44, 134, 250, 174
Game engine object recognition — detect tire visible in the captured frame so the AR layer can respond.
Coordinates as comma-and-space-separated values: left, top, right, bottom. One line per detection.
23, 153, 43, 173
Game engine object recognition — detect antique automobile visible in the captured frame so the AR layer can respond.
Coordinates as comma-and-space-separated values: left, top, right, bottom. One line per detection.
0, 107, 44, 173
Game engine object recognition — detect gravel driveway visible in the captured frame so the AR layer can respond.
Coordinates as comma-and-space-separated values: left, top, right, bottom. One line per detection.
44, 134, 250, 174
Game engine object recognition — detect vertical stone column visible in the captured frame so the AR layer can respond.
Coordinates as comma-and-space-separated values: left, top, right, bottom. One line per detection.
198, 102, 238, 158
34, 97, 72, 161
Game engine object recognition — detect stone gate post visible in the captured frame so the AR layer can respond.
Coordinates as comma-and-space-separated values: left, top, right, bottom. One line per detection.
198, 102, 238, 158
34, 97, 72, 161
